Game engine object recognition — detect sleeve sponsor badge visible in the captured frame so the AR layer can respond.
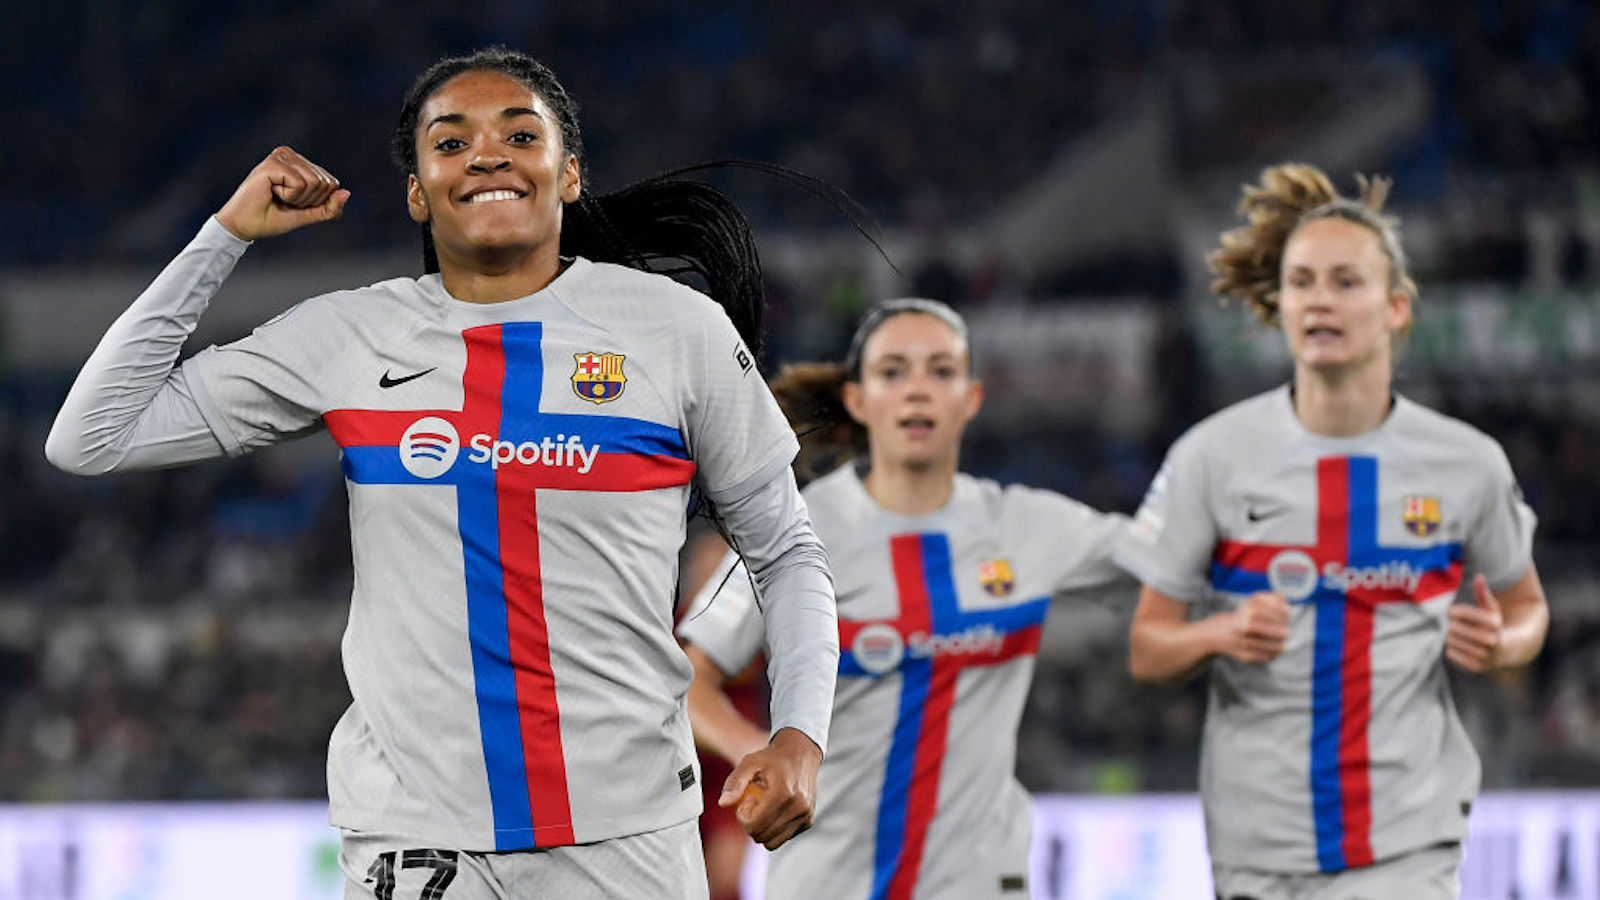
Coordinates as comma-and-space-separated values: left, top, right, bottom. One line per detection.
572, 352, 627, 404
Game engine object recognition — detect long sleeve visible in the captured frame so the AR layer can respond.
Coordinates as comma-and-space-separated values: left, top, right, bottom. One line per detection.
676, 549, 767, 678
713, 466, 838, 753
45, 218, 249, 473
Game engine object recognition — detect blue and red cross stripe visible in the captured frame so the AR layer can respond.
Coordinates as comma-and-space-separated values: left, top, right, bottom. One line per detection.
322, 322, 696, 850
837, 533, 1049, 900
1208, 456, 1463, 872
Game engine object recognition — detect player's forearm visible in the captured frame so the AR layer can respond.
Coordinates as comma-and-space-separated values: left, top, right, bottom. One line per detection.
685, 652, 771, 766
761, 583, 838, 748
1494, 565, 1549, 669
1496, 613, 1547, 669
46, 217, 243, 473
1128, 613, 1223, 683
716, 468, 839, 753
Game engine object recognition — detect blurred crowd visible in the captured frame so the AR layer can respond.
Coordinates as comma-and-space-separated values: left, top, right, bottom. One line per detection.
9, 0, 1600, 272
3, 0, 1599, 803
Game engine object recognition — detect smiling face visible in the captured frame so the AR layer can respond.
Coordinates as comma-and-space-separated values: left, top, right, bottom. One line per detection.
406, 69, 581, 274
1278, 216, 1412, 377
842, 312, 982, 473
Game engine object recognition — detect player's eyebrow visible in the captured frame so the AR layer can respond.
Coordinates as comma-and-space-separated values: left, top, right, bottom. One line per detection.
425, 107, 544, 131
1286, 262, 1361, 274
872, 351, 960, 366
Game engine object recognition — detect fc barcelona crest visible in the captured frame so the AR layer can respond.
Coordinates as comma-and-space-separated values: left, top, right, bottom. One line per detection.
979, 559, 1015, 597
1402, 495, 1442, 537
572, 352, 627, 404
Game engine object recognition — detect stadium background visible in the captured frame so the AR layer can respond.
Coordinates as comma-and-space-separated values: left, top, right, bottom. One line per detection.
2, 1, 1598, 897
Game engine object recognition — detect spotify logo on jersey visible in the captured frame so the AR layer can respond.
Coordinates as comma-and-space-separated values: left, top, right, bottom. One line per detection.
400, 417, 460, 479
1267, 550, 1318, 602
852, 623, 906, 675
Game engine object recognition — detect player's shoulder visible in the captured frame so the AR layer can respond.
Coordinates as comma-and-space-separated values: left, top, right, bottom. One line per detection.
1391, 394, 1511, 467
799, 463, 885, 537
802, 463, 862, 510
252, 276, 432, 335
1169, 386, 1292, 461
560, 258, 723, 328
953, 471, 1009, 519
944, 472, 1067, 535
995, 477, 1096, 521
1193, 386, 1289, 437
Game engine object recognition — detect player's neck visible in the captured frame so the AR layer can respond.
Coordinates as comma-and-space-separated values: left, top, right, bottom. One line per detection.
437, 246, 567, 304
861, 455, 957, 517
1291, 362, 1394, 438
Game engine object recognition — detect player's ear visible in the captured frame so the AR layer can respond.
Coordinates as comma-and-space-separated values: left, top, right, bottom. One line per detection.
407, 174, 431, 224
962, 379, 984, 423
1386, 287, 1412, 333
559, 155, 581, 204
841, 379, 868, 426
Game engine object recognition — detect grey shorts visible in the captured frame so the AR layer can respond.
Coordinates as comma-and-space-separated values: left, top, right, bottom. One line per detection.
340, 818, 708, 900
1212, 841, 1461, 900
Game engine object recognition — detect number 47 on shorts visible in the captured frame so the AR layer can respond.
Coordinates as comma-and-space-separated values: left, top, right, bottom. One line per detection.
366, 849, 458, 900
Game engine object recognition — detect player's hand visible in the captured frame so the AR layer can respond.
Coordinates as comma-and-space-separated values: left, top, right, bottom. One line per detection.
1217, 591, 1290, 664
718, 727, 821, 850
1447, 574, 1504, 673
216, 146, 350, 241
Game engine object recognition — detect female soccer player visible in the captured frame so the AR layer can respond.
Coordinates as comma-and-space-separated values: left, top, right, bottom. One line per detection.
46, 48, 838, 899
677, 298, 1131, 899
1118, 164, 1549, 900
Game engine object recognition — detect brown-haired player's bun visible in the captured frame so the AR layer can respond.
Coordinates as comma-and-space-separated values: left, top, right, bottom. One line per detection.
768, 362, 863, 483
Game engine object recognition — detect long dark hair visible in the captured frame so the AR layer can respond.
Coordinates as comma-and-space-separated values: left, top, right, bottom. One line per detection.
392, 47, 766, 355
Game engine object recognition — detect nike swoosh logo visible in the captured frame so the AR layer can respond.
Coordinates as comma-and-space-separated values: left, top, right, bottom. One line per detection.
1246, 507, 1285, 522
378, 368, 436, 389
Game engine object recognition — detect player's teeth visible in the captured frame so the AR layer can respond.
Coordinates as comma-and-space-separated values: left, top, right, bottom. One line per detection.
470, 190, 519, 203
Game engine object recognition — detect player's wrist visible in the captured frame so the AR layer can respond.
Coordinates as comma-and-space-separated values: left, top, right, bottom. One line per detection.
769, 726, 822, 762
1202, 612, 1234, 660
731, 727, 768, 762
213, 211, 255, 243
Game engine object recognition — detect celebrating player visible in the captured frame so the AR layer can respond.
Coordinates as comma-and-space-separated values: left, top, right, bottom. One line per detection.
1118, 164, 1549, 899
46, 47, 838, 899
678, 298, 1131, 899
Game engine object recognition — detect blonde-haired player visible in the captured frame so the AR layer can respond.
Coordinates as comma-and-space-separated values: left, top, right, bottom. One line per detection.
1119, 164, 1549, 899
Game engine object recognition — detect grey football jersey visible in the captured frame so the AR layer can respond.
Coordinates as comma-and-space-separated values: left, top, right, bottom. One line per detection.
681, 465, 1128, 899
53, 218, 811, 851
1117, 386, 1534, 873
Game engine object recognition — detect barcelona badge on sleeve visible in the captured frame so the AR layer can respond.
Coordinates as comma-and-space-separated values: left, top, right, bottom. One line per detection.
572, 352, 627, 404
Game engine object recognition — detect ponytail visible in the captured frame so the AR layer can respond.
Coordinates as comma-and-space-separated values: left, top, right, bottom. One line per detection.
561, 179, 766, 356
768, 362, 863, 482
1209, 162, 1416, 326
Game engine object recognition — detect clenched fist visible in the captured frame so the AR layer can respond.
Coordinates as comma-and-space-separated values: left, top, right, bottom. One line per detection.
216, 146, 350, 241
718, 727, 822, 850
1218, 590, 1291, 665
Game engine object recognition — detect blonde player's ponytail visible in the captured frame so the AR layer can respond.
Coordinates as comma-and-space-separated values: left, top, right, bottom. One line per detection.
1209, 163, 1416, 326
